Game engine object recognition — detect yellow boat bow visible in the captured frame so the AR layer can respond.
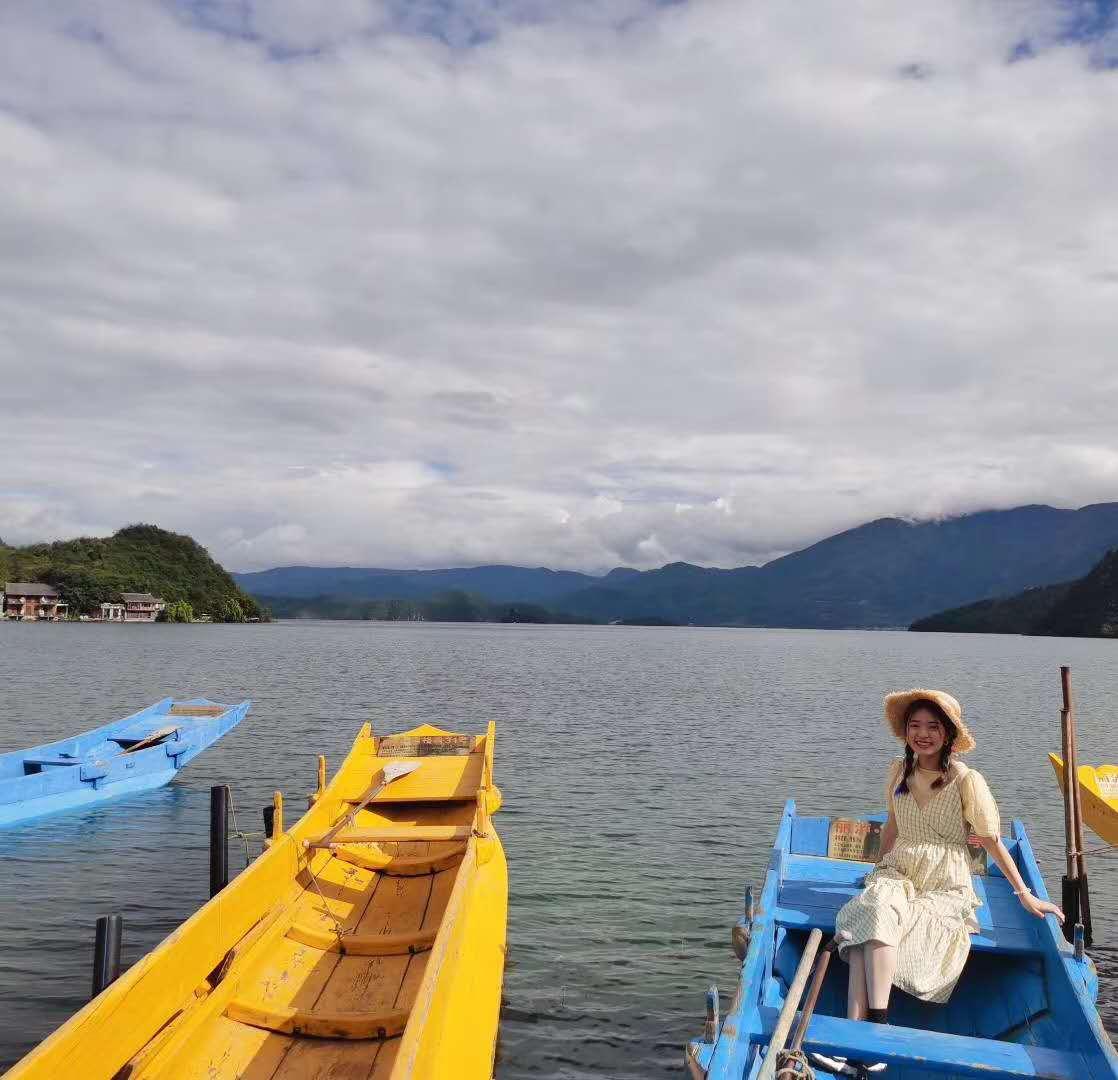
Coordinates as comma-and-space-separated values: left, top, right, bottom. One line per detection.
7, 721, 508, 1080
1049, 753, 1118, 849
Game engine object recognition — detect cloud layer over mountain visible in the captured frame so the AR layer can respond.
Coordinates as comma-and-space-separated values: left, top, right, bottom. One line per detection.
3, 0, 1117, 571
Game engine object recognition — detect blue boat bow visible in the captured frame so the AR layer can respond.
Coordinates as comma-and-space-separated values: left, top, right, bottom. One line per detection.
0, 697, 250, 826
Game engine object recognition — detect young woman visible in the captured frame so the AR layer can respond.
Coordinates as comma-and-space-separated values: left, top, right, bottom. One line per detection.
834, 689, 1064, 1022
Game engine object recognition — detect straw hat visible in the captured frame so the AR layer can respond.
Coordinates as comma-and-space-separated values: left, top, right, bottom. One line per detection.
884, 689, 976, 754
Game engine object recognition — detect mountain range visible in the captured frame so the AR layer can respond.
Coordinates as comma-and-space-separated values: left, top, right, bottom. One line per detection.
912, 546, 1118, 637
235, 502, 1118, 629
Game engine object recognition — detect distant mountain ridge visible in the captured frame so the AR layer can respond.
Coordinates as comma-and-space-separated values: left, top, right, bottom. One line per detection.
912, 546, 1118, 637
235, 502, 1118, 629
234, 564, 598, 603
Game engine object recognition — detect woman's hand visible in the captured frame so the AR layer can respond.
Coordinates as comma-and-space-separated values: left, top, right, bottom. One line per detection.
1021, 894, 1065, 923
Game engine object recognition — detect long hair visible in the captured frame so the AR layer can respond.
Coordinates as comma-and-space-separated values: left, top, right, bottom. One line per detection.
895, 698, 957, 796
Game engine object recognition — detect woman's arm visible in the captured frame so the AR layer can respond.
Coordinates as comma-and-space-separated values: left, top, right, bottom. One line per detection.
975, 835, 1065, 923
879, 808, 898, 860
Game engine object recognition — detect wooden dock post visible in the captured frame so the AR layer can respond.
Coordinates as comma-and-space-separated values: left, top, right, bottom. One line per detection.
209, 784, 230, 897
91, 914, 122, 998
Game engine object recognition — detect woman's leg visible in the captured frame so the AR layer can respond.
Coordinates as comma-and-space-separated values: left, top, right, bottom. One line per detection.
846, 946, 868, 1020
863, 940, 898, 1013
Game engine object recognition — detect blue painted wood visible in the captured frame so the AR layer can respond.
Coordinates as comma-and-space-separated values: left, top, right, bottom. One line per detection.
0, 698, 250, 827
789, 816, 831, 856
687, 804, 1118, 1080
750, 1008, 1088, 1079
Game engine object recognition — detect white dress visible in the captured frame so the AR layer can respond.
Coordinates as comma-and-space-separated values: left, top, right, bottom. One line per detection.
834, 760, 1001, 1003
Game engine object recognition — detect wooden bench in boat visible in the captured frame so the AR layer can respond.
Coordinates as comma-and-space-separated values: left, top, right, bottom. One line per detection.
307, 824, 474, 849
775, 853, 1045, 955
751, 1008, 1085, 1080
338, 754, 485, 803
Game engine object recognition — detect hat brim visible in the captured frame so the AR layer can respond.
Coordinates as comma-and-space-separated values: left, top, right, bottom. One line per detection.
884, 689, 976, 754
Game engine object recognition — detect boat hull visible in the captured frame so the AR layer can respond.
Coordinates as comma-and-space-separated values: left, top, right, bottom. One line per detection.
0, 698, 250, 827
1049, 753, 1118, 848
687, 801, 1118, 1080
6, 721, 507, 1080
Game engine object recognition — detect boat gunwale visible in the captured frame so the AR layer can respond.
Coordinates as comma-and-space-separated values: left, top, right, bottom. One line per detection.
4, 720, 499, 1080
692, 800, 1118, 1080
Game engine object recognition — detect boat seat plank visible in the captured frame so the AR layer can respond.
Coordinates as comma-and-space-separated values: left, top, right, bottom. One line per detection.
227, 935, 342, 1014
773, 900, 1041, 954
315, 826, 472, 846
21, 756, 82, 767
773, 1012, 1087, 1079
334, 841, 466, 876
340, 755, 484, 803
225, 1000, 409, 1040
286, 924, 438, 956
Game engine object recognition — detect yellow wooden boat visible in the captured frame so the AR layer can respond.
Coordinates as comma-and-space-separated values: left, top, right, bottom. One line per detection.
1049, 753, 1118, 848
7, 721, 507, 1080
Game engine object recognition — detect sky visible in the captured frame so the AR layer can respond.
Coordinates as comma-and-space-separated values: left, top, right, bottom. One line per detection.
2, 0, 1118, 573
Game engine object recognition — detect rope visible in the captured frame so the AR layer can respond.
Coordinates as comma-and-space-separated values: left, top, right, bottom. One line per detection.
226, 789, 264, 866
1071, 843, 1117, 858
775, 1049, 814, 1079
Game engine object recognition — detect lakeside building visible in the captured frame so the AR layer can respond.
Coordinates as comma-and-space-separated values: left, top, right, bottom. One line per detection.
3, 583, 69, 622
120, 592, 166, 621
100, 602, 126, 622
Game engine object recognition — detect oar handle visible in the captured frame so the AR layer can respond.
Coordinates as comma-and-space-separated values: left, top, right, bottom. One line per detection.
757, 928, 822, 1080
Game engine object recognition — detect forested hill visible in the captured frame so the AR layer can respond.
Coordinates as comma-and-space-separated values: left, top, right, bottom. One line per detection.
237, 502, 1118, 629
912, 548, 1118, 638
0, 525, 265, 621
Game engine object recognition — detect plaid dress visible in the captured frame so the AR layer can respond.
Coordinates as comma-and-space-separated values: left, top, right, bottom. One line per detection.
835, 760, 1000, 1003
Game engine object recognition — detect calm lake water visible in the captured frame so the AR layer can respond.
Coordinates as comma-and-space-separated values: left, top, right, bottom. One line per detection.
0, 621, 1115, 1076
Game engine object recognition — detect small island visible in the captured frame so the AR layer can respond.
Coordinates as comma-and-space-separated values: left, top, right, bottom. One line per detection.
0, 525, 267, 624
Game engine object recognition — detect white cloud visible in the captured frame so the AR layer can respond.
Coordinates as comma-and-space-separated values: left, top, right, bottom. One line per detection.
2, 0, 1117, 572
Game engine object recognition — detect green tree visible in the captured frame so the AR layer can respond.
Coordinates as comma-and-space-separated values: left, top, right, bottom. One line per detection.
219, 598, 245, 623
158, 599, 195, 623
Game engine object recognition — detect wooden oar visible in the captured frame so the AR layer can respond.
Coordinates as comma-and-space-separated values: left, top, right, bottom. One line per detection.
305, 761, 421, 851
788, 932, 845, 1052
757, 928, 822, 1080
119, 725, 179, 755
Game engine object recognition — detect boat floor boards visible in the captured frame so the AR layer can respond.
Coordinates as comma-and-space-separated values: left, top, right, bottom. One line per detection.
154, 841, 460, 1080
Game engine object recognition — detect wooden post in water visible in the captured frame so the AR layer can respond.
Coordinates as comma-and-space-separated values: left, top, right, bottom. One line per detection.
209, 784, 230, 898
1062, 667, 1093, 946
91, 914, 123, 998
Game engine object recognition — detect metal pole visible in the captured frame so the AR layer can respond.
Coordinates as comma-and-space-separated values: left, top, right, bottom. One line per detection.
91, 913, 123, 998
209, 784, 230, 898
1063, 668, 1093, 946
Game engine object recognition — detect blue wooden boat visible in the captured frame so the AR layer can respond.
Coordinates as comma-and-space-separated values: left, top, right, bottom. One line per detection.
0, 697, 250, 827
686, 801, 1118, 1080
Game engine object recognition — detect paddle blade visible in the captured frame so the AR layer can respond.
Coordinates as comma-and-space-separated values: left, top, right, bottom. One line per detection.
382, 761, 421, 784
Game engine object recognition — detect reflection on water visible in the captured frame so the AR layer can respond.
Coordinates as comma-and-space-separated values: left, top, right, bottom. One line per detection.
0, 621, 1114, 1076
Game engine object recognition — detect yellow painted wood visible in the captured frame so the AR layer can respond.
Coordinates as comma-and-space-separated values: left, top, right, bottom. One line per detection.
273, 790, 285, 838
286, 923, 438, 955
339, 753, 485, 803
1050, 754, 1118, 847
225, 999, 410, 1039
317, 825, 473, 845
334, 841, 466, 876
5, 721, 506, 1080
